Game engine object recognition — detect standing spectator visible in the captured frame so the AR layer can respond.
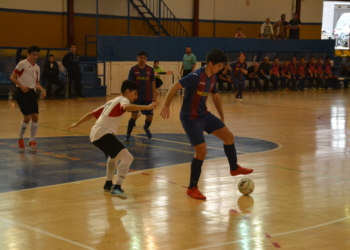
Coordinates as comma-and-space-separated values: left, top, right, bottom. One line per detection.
260, 18, 275, 39
323, 57, 339, 89
281, 14, 289, 38
216, 64, 232, 93
306, 56, 316, 90
125, 51, 156, 142
180, 46, 196, 78
43, 54, 65, 99
289, 56, 299, 90
273, 20, 286, 40
230, 52, 248, 101
10, 46, 46, 150
296, 57, 306, 90
235, 28, 246, 38
280, 61, 291, 90
247, 63, 261, 92
315, 57, 324, 90
62, 44, 84, 98
289, 13, 301, 39
259, 56, 272, 91
271, 57, 280, 91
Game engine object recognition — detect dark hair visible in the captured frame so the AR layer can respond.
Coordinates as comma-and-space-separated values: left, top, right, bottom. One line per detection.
154, 60, 159, 64
48, 54, 55, 58
27, 46, 40, 54
300, 57, 304, 59
206, 49, 227, 65
138, 51, 147, 57
281, 14, 285, 17
238, 52, 245, 57
237, 27, 242, 30
274, 57, 279, 60
121, 80, 139, 94
318, 57, 323, 60
186, 46, 191, 48
19, 55, 27, 60
326, 56, 331, 60
310, 56, 315, 59
70, 44, 76, 47
292, 56, 296, 59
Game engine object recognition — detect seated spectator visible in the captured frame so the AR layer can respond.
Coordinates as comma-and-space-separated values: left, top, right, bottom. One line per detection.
216, 63, 232, 93
230, 52, 247, 101
280, 61, 291, 90
43, 54, 64, 99
247, 63, 261, 92
315, 58, 324, 90
271, 57, 280, 91
260, 18, 275, 40
296, 57, 306, 90
306, 56, 316, 90
235, 28, 246, 38
288, 56, 298, 90
323, 57, 339, 89
273, 19, 286, 40
259, 56, 272, 91
340, 56, 350, 88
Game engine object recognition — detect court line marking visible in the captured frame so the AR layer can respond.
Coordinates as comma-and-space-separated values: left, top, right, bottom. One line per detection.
0, 217, 97, 250
186, 216, 350, 250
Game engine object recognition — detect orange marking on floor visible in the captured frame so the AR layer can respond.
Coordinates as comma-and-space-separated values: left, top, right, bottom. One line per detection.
97, 163, 107, 166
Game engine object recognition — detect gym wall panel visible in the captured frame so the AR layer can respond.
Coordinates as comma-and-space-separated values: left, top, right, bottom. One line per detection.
74, 0, 140, 17
0, 0, 66, 12
301, 0, 323, 23
163, 0, 194, 19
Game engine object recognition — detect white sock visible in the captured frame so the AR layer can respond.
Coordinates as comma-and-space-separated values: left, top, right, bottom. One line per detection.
106, 157, 119, 180
115, 149, 133, 186
19, 122, 28, 139
30, 122, 38, 142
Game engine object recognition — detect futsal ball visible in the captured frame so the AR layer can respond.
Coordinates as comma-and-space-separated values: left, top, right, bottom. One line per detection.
238, 178, 255, 195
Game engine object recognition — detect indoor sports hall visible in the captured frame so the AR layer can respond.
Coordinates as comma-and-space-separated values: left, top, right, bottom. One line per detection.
0, 1, 349, 250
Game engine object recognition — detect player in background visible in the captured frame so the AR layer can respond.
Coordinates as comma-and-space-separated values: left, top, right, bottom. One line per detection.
125, 51, 157, 142
230, 52, 247, 101
270, 57, 280, 91
160, 49, 253, 200
306, 56, 316, 90
296, 57, 306, 91
10, 46, 46, 150
280, 60, 291, 91
323, 57, 339, 90
288, 56, 298, 91
68, 80, 158, 199
315, 57, 324, 90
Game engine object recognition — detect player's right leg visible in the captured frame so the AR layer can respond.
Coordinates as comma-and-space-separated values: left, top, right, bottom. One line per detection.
16, 88, 34, 149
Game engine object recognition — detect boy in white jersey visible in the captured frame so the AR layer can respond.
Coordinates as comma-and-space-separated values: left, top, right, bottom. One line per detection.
10, 46, 46, 150
68, 80, 158, 199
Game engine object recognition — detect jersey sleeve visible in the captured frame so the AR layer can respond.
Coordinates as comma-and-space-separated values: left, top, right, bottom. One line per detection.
91, 105, 105, 119
179, 72, 199, 88
14, 61, 25, 77
120, 98, 130, 111
127, 67, 134, 82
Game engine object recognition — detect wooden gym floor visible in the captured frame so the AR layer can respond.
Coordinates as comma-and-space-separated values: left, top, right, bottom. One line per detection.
0, 89, 349, 250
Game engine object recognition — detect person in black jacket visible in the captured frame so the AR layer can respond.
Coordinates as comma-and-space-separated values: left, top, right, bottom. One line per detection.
43, 54, 64, 99
62, 44, 84, 98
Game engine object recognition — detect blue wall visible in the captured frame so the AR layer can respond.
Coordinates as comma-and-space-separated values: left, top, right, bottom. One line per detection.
97, 36, 335, 62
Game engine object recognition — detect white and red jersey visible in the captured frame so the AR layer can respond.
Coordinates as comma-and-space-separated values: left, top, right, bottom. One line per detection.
90, 96, 130, 142
14, 59, 40, 89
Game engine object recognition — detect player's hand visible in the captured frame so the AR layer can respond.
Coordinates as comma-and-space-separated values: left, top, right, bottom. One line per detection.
40, 90, 46, 99
148, 101, 158, 110
21, 86, 29, 93
160, 105, 170, 119
67, 123, 78, 131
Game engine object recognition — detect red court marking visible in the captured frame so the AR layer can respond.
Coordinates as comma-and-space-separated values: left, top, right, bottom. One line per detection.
69, 157, 80, 160
85, 161, 93, 163
230, 209, 240, 214
128, 169, 136, 172
141, 173, 150, 175
181, 186, 187, 189
263, 233, 272, 238
169, 181, 176, 184
272, 242, 281, 248
9, 145, 17, 147
97, 163, 107, 166
43, 152, 55, 155
55, 155, 68, 158
0, 143, 8, 145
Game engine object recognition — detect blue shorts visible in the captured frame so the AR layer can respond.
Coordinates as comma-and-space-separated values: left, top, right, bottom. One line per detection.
131, 100, 153, 115
181, 112, 225, 146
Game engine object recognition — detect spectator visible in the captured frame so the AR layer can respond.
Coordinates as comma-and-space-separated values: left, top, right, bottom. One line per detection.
289, 13, 301, 39
62, 44, 84, 98
230, 52, 247, 101
180, 46, 196, 78
235, 28, 246, 38
43, 54, 65, 99
289, 56, 298, 90
323, 57, 339, 89
281, 14, 289, 38
315, 57, 324, 90
153, 60, 165, 89
259, 56, 272, 91
216, 63, 232, 93
247, 63, 261, 92
271, 57, 280, 91
306, 56, 316, 90
296, 57, 306, 90
273, 19, 286, 40
260, 18, 275, 39
280, 61, 291, 90
340, 56, 350, 88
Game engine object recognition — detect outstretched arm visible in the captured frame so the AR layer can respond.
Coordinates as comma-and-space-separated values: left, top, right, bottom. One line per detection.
67, 112, 94, 130
123, 102, 158, 112
211, 93, 224, 124
160, 81, 183, 119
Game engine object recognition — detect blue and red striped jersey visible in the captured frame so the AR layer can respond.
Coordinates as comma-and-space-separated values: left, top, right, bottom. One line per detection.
179, 67, 217, 120
128, 64, 155, 101
230, 60, 247, 80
